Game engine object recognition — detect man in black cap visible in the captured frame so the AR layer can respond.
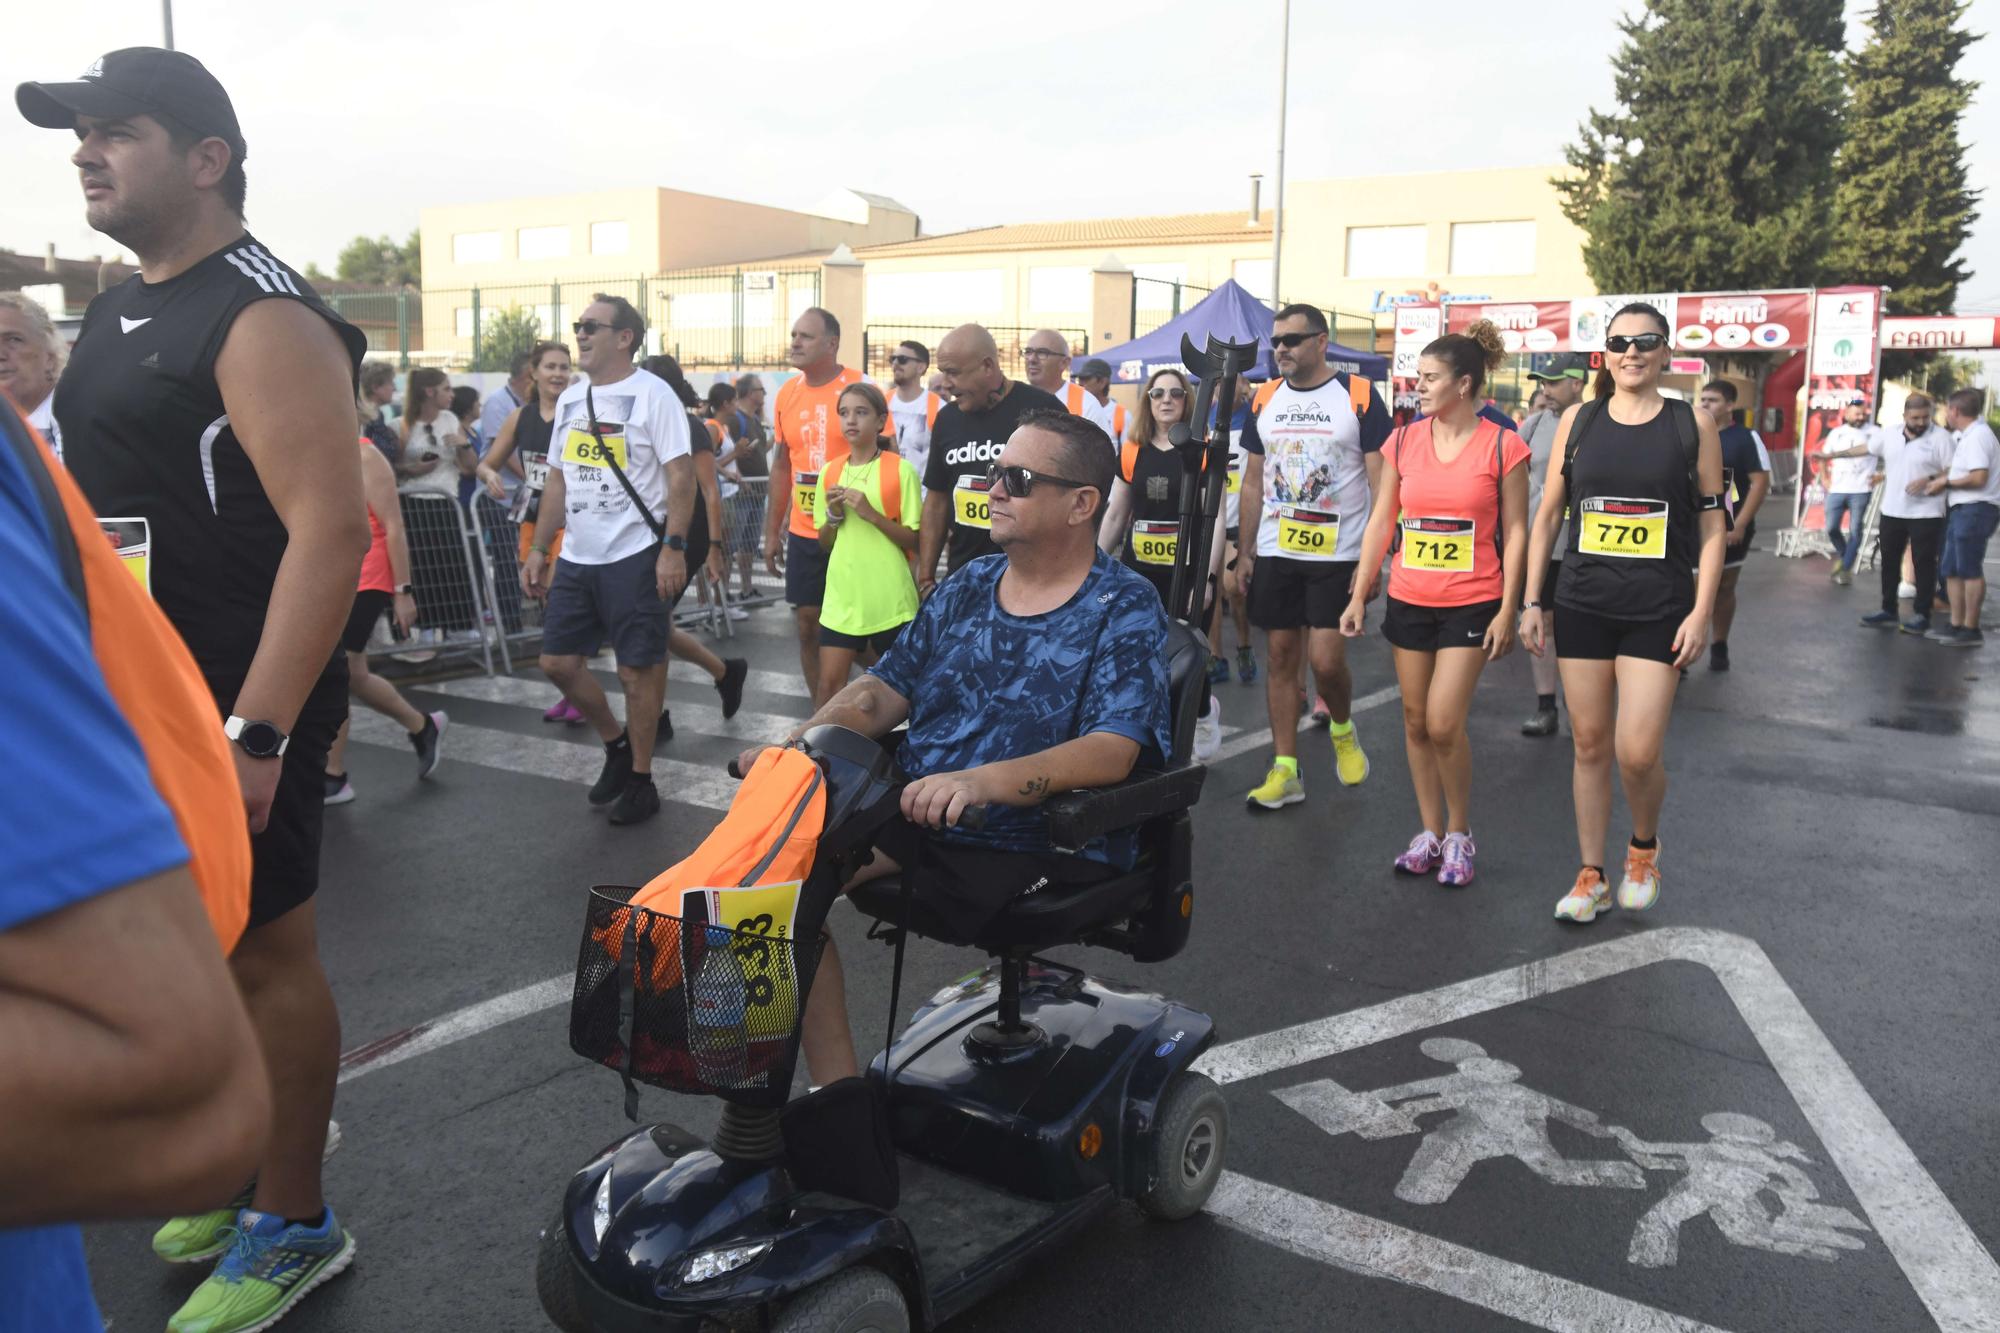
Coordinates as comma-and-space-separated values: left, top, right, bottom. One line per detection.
19, 47, 367, 1333
1517, 352, 1587, 736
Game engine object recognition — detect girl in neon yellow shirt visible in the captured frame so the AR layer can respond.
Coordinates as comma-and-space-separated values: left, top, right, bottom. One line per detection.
814, 383, 922, 702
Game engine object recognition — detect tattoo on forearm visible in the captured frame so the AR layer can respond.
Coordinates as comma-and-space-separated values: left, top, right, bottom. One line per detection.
1017, 775, 1050, 801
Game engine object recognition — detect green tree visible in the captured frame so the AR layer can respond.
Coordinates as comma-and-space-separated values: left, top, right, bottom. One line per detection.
474, 306, 543, 373
1833, 0, 1980, 378
336, 229, 421, 287
1558, 0, 1847, 292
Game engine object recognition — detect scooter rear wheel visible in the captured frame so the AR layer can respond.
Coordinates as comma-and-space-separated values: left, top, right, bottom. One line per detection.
536, 1212, 592, 1333
1137, 1072, 1229, 1221
773, 1265, 910, 1333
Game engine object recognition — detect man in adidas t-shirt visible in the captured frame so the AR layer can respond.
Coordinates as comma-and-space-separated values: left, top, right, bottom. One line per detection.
522, 294, 695, 825
886, 338, 941, 490
1235, 303, 1391, 810
919, 323, 1066, 586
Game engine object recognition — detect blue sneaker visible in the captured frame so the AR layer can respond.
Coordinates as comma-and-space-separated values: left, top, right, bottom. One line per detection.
1900, 615, 1931, 636
167, 1207, 355, 1332
1206, 654, 1229, 686
1235, 645, 1258, 684
1859, 610, 1899, 629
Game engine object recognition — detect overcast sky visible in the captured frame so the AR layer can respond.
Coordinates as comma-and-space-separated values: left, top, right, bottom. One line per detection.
8, 0, 2000, 306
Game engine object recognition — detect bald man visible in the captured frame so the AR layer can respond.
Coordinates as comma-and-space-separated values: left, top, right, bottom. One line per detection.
1022, 328, 1071, 396
919, 324, 1066, 587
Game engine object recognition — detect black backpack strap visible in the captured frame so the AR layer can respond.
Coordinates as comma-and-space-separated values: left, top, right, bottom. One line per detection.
1, 401, 88, 616
1673, 399, 1731, 527
1559, 399, 1605, 503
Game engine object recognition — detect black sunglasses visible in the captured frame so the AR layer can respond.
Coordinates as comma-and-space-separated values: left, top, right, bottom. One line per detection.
1605, 333, 1668, 354
1271, 332, 1321, 350
572, 319, 618, 336
888, 354, 924, 366
987, 462, 1092, 497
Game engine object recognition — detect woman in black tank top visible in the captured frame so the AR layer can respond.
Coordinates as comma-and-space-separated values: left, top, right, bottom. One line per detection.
1518, 303, 1727, 927
477, 340, 571, 526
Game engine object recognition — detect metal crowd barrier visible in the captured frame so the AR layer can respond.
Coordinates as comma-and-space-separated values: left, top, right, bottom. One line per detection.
359, 491, 503, 675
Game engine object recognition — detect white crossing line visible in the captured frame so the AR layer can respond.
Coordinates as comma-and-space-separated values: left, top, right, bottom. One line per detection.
587, 654, 813, 700
412, 673, 807, 739
1208, 683, 1401, 766
338, 974, 569, 1084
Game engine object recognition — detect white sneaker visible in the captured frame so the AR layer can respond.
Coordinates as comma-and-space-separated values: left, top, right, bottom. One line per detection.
726, 605, 750, 621
1898, 581, 1917, 600
1193, 696, 1222, 762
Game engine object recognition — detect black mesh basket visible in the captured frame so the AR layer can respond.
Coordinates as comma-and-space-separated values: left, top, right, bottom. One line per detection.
571, 885, 825, 1110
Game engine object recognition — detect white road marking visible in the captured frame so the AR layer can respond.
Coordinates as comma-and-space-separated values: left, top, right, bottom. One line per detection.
412, 672, 807, 738
588, 654, 812, 700
1207, 1172, 1734, 1333
1209, 683, 1401, 766
1195, 927, 2000, 1333
338, 974, 570, 1084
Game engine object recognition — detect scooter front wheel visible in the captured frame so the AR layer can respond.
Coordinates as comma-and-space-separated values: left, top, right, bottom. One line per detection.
773, 1265, 910, 1333
536, 1212, 592, 1333
1138, 1072, 1229, 1221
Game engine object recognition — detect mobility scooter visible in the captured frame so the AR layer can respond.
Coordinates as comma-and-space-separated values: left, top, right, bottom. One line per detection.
537, 335, 1259, 1332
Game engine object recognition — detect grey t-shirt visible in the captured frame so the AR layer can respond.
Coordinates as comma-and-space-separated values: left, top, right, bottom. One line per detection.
1522, 407, 1565, 562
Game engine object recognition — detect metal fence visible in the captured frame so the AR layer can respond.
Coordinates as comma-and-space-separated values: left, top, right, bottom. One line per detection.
861, 325, 1089, 382
359, 492, 507, 674
1131, 278, 1212, 339
325, 266, 822, 372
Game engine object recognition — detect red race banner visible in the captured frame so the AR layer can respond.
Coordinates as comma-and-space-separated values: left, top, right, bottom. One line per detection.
1881, 315, 1999, 353
1672, 291, 1812, 352
1444, 301, 1572, 354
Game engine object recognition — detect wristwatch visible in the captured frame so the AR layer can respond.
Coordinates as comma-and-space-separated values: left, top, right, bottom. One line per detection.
224, 715, 290, 759
665, 534, 687, 552
396, 582, 415, 596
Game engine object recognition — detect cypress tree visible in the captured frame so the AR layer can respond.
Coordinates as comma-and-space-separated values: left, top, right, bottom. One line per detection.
1832, 0, 1981, 377
1558, 0, 1847, 292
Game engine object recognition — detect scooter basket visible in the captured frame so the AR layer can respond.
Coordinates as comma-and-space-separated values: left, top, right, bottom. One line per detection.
571, 885, 824, 1108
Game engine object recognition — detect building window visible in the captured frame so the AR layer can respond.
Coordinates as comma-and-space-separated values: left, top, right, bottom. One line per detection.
1232, 258, 1274, 303
1449, 221, 1537, 276
590, 221, 629, 256
1028, 266, 1091, 314
866, 269, 1003, 318
452, 231, 502, 264
517, 226, 571, 261
1344, 225, 1426, 279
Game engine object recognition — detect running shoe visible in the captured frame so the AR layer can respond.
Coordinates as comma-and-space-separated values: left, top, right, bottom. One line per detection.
1245, 764, 1303, 810
410, 711, 446, 779
1900, 615, 1931, 636
726, 605, 750, 622
561, 699, 587, 726
1832, 566, 1853, 586
1437, 832, 1477, 887
1521, 705, 1558, 737
166, 1208, 355, 1333
154, 1182, 256, 1264
1309, 694, 1331, 726
589, 742, 633, 806
1925, 622, 1959, 643
1946, 626, 1985, 649
1617, 842, 1663, 911
1193, 696, 1222, 762
322, 773, 355, 807
1898, 580, 1917, 600
657, 708, 674, 744
715, 656, 748, 719
1330, 721, 1369, 786
1394, 831, 1441, 875
1553, 867, 1612, 923
1235, 646, 1258, 684
1206, 654, 1229, 686
609, 775, 661, 826
1709, 640, 1731, 671
1859, 610, 1899, 630
542, 698, 569, 723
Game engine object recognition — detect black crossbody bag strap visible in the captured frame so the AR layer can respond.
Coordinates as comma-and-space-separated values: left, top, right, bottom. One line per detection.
586, 385, 668, 543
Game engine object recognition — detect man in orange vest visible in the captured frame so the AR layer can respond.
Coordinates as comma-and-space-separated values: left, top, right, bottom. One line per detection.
0, 396, 270, 1332
763, 307, 864, 701
1066, 356, 1129, 446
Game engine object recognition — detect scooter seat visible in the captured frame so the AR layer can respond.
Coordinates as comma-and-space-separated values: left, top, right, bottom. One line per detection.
849, 866, 1156, 952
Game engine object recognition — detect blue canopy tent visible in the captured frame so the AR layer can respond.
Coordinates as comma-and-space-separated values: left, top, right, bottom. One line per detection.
1100, 279, 1387, 385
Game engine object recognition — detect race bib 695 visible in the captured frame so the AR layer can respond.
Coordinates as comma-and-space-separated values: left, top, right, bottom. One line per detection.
563, 425, 628, 470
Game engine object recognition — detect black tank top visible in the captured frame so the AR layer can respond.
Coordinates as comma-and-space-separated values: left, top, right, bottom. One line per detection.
515, 397, 556, 522
1122, 439, 1190, 603
1556, 399, 1698, 622
55, 234, 366, 701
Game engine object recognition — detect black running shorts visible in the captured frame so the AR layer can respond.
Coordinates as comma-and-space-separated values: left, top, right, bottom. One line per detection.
1554, 602, 1690, 666
1247, 557, 1355, 631
1382, 596, 1503, 653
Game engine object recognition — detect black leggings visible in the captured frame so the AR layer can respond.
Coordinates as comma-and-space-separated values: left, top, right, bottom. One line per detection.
1876, 515, 1943, 615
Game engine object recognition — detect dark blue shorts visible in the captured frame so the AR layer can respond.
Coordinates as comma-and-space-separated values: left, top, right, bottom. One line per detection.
1940, 501, 1998, 580
541, 546, 675, 666
785, 530, 829, 607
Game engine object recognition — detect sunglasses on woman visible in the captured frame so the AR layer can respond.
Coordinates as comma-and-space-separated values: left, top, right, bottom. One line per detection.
1148, 386, 1187, 401
1604, 333, 1668, 354
986, 462, 1092, 497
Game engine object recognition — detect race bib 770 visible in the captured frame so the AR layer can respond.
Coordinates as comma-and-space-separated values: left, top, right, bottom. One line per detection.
1577, 497, 1668, 559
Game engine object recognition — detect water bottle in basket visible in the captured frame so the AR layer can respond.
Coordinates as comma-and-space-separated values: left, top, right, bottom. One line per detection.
689, 925, 749, 1087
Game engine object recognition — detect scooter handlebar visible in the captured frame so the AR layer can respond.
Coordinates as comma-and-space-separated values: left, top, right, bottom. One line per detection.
953, 803, 989, 831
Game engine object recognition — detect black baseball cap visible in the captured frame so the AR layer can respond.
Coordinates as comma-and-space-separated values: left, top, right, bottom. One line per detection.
17, 48, 244, 160
1527, 352, 1590, 382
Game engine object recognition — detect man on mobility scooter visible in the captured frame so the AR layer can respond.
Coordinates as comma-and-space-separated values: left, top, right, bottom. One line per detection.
544, 336, 1256, 1333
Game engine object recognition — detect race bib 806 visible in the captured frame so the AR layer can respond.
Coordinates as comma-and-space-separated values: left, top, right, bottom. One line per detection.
954, 473, 992, 530
1131, 518, 1178, 566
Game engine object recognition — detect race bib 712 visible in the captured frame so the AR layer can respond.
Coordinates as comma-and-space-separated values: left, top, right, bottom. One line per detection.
1398, 516, 1475, 573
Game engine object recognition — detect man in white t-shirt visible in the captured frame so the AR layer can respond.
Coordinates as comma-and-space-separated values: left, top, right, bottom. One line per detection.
886, 338, 941, 491
1065, 357, 1129, 446
520, 294, 696, 824
1930, 389, 2000, 648
1817, 395, 1879, 584
1859, 391, 1954, 634
1234, 303, 1390, 810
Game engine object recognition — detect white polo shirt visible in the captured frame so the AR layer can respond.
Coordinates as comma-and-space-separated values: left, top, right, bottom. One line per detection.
1946, 419, 2000, 508
1869, 424, 1954, 520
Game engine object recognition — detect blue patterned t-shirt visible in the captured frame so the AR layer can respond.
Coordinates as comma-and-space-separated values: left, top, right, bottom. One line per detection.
870, 549, 1172, 861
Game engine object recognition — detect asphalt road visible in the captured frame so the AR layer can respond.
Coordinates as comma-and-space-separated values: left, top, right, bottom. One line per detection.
84, 551, 2000, 1333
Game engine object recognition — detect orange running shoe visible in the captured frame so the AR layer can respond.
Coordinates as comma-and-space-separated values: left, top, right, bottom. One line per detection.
1618, 841, 1663, 911
1554, 867, 1611, 923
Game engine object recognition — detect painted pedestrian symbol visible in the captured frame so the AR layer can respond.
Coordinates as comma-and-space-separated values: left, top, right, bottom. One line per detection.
1274, 1037, 1871, 1269
1614, 1113, 1870, 1268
